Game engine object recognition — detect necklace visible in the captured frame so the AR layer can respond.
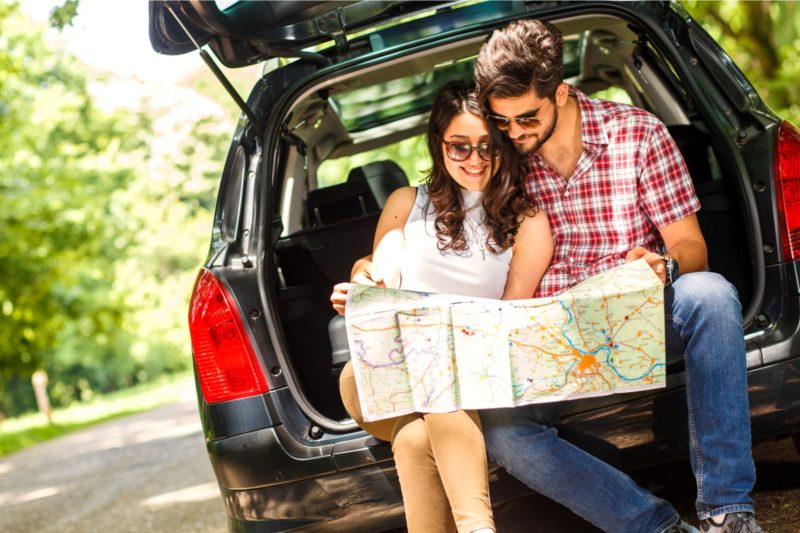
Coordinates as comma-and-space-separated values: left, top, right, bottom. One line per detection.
464, 213, 486, 261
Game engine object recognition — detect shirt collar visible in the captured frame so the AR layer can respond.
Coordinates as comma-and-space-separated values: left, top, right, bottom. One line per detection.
572, 86, 610, 148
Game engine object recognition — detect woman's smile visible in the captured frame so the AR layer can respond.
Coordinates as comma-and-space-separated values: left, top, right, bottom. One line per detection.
442, 112, 497, 191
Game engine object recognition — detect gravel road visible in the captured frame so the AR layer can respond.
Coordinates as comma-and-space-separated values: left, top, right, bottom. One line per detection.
0, 379, 226, 533
1, 378, 797, 532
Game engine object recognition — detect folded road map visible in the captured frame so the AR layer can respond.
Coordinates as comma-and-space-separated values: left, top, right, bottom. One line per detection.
345, 259, 665, 421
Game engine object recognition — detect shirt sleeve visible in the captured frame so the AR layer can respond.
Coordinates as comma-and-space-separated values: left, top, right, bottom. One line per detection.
638, 119, 701, 228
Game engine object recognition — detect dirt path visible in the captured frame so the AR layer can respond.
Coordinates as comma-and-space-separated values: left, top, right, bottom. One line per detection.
632, 436, 800, 532
748, 437, 800, 532
0, 379, 226, 533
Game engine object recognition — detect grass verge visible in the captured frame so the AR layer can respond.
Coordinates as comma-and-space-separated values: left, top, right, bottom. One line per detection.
0, 372, 194, 457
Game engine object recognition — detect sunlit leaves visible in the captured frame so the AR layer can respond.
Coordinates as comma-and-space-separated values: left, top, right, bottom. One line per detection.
682, 0, 800, 124
0, 3, 151, 414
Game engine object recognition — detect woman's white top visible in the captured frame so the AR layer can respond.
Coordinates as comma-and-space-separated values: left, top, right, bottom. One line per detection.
399, 185, 512, 299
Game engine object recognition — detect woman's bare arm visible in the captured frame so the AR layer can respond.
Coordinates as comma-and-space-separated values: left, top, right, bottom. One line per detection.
330, 187, 416, 314
502, 210, 554, 300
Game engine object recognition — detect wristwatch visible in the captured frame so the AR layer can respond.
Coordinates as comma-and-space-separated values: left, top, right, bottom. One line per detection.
662, 255, 680, 286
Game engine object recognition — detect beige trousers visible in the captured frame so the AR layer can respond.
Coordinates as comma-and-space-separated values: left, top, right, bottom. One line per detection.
339, 361, 494, 533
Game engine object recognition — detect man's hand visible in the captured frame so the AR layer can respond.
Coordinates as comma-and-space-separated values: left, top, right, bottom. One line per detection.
330, 259, 385, 315
625, 246, 666, 284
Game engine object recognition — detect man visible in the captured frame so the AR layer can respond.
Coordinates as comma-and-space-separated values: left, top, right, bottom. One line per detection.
470, 19, 761, 533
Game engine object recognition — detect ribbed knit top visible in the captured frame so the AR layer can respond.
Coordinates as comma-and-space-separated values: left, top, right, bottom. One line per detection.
399, 185, 512, 299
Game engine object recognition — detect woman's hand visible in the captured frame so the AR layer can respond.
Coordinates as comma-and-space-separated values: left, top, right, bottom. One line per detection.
330, 261, 386, 315
330, 282, 352, 316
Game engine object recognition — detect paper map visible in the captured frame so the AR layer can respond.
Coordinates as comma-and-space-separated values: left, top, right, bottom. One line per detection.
345, 259, 665, 421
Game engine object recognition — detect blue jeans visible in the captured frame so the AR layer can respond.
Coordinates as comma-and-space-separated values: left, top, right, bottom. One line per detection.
481, 272, 756, 532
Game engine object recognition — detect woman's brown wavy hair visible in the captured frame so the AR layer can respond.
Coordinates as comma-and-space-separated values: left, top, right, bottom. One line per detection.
424, 80, 537, 254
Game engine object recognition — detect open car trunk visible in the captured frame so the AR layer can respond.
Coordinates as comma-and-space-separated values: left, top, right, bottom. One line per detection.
264, 7, 764, 427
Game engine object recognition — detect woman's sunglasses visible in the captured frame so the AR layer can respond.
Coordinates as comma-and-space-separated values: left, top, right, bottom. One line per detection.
443, 141, 495, 162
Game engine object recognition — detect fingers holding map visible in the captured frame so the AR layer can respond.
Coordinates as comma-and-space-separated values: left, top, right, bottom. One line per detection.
345, 259, 665, 421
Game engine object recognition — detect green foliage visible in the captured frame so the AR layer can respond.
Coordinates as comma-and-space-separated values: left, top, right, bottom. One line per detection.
48, 0, 79, 30
682, 0, 800, 125
0, 2, 139, 392
0, 2, 231, 418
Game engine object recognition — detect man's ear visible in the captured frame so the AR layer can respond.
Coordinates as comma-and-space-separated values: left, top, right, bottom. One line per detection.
555, 82, 569, 107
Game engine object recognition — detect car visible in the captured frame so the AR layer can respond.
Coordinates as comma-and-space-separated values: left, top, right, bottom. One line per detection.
150, 1, 800, 531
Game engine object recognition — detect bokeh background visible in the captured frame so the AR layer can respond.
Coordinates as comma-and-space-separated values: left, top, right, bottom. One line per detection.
1, 0, 798, 443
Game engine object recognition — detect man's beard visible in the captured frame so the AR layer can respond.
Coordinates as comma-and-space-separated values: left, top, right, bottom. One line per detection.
515, 106, 558, 155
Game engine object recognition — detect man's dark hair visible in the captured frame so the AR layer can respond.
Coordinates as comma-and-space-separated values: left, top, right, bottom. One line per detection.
474, 19, 564, 103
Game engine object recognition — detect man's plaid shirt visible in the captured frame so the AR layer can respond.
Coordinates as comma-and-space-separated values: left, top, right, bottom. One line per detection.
526, 88, 701, 298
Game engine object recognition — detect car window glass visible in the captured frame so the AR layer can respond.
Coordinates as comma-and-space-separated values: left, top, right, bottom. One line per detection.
590, 87, 633, 106
316, 134, 429, 189
331, 60, 475, 133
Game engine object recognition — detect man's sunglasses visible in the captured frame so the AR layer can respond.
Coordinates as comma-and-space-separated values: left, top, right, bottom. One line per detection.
486, 114, 543, 130
443, 141, 495, 162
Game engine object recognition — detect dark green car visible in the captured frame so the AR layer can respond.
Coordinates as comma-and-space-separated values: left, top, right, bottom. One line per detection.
150, 1, 800, 531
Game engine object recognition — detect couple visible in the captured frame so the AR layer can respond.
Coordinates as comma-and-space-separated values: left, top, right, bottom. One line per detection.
331, 19, 761, 533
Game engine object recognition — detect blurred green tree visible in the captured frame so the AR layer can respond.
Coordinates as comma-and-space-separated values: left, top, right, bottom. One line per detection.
48, 0, 79, 30
682, 0, 800, 124
0, 1, 149, 415
0, 0, 247, 419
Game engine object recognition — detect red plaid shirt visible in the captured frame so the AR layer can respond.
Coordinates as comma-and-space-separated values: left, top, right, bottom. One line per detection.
527, 88, 700, 297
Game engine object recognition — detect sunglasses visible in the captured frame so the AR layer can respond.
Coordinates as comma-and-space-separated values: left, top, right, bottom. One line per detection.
486, 114, 543, 130
443, 141, 495, 162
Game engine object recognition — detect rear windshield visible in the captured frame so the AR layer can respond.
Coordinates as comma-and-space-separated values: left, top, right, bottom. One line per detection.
317, 134, 429, 188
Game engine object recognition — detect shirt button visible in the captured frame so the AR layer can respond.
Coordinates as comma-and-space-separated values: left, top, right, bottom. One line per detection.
572, 226, 578, 232
569, 257, 575, 263
564, 191, 570, 197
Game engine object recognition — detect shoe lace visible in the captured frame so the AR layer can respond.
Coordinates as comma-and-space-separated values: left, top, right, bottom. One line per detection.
711, 513, 763, 533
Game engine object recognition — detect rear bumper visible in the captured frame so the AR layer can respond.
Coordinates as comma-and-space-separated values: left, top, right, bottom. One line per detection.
203, 386, 403, 531
217, 456, 405, 532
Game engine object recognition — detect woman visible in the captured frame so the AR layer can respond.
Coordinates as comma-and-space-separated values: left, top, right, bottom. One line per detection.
332, 81, 553, 533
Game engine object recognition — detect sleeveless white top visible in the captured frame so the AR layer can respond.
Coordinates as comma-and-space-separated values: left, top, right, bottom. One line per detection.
399, 185, 512, 299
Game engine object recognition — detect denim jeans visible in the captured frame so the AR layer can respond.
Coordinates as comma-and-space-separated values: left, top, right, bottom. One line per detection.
480, 272, 756, 532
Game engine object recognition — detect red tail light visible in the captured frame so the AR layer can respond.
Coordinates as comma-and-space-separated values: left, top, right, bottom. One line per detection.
188, 269, 269, 403
774, 121, 800, 261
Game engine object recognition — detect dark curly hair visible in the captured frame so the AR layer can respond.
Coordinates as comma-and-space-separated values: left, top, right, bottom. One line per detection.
424, 81, 536, 254
474, 19, 564, 103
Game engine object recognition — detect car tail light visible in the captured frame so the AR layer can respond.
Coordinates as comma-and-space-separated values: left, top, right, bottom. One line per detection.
774, 121, 800, 261
188, 269, 269, 403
